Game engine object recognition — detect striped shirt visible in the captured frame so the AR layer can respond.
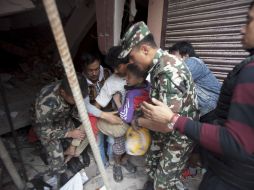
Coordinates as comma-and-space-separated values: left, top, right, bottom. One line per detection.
175, 61, 254, 158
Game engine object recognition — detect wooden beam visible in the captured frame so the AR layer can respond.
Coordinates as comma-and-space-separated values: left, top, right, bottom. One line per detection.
0, 40, 30, 57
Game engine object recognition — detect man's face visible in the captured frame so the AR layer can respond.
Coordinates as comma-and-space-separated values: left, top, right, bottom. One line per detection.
84, 60, 100, 82
129, 46, 152, 72
114, 63, 128, 77
241, 6, 254, 50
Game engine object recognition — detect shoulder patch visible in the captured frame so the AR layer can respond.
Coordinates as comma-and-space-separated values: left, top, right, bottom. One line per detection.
43, 97, 59, 109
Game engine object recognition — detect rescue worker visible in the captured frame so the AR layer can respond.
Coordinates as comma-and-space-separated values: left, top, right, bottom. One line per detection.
119, 22, 199, 190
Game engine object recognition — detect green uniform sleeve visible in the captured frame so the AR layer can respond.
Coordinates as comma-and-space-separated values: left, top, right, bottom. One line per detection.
151, 69, 189, 114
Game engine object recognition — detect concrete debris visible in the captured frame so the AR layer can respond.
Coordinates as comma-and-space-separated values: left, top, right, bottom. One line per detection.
10, 112, 18, 118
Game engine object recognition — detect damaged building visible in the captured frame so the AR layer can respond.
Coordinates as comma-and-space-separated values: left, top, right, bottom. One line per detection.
0, 0, 252, 189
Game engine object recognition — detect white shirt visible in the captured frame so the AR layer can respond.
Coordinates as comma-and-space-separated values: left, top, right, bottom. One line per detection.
95, 74, 126, 108
84, 65, 109, 94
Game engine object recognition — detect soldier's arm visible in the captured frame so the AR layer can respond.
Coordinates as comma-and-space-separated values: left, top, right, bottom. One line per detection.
36, 104, 69, 140
139, 71, 187, 131
175, 63, 254, 158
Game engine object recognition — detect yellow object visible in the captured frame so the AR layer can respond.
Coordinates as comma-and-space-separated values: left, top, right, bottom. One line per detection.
125, 127, 151, 156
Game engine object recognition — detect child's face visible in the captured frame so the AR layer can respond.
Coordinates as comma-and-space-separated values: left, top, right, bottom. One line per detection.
126, 71, 143, 86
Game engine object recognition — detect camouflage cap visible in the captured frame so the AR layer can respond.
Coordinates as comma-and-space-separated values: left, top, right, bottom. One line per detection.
119, 21, 151, 58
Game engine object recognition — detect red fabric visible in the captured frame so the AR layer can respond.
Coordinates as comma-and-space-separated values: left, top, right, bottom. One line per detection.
182, 168, 191, 178
88, 114, 98, 136
28, 127, 39, 143
133, 90, 150, 110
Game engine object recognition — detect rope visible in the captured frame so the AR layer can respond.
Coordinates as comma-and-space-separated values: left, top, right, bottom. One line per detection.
42, 0, 111, 189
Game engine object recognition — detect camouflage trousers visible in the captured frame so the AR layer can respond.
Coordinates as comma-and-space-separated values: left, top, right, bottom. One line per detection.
41, 138, 71, 174
35, 120, 75, 174
146, 131, 194, 190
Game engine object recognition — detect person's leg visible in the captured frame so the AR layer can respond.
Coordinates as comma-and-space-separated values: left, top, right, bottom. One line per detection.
112, 136, 136, 171
41, 139, 69, 187
35, 122, 68, 174
121, 153, 136, 173
144, 132, 164, 190
44, 139, 66, 174
107, 136, 114, 164
97, 131, 108, 166
153, 132, 194, 190
112, 136, 126, 182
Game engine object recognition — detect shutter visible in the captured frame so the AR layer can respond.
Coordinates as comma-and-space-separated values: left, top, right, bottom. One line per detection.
162, 0, 252, 82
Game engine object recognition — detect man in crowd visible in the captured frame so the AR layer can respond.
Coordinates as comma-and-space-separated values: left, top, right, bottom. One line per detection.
141, 1, 254, 189
169, 41, 221, 122
119, 22, 199, 190
80, 52, 120, 166
95, 46, 137, 182
81, 52, 111, 104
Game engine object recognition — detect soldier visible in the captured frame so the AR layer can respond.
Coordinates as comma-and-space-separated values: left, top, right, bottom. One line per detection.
135, 1, 254, 190
33, 76, 88, 187
119, 22, 199, 190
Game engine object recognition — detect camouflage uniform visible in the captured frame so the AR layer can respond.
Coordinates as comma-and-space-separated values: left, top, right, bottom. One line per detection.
147, 49, 199, 189
33, 81, 75, 174
119, 22, 199, 189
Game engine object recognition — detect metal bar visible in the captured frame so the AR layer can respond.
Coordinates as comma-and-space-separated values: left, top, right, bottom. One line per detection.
0, 76, 28, 183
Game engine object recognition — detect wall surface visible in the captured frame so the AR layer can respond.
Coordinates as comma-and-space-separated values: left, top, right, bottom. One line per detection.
147, 0, 164, 47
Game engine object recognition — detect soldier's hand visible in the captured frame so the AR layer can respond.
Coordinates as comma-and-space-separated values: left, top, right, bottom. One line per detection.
68, 129, 86, 140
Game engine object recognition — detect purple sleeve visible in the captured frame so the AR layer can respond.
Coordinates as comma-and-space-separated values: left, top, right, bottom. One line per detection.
118, 93, 135, 124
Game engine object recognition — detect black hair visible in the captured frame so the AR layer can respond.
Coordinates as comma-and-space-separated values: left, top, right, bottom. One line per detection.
136, 34, 157, 49
168, 46, 175, 54
105, 46, 129, 69
60, 75, 88, 98
250, 1, 254, 9
80, 52, 101, 71
170, 41, 198, 57
126, 64, 147, 79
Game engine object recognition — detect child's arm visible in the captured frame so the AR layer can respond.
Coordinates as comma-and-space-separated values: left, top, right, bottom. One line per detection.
113, 92, 122, 109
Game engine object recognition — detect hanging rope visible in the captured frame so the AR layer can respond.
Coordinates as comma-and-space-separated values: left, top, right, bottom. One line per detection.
42, 0, 111, 189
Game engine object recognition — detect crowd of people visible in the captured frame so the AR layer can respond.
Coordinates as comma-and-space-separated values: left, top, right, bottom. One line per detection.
32, 1, 254, 189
